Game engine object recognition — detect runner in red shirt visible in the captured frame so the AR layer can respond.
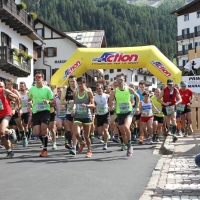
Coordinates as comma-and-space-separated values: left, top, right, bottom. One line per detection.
0, 82, 20, 158
178, 81, 194, 136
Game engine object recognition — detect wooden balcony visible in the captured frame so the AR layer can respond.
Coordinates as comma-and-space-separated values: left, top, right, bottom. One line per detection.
0, 0, 42, 41
176, 33, 194, 41
137, 68, 153, 76
0, 46, 31, 77
194, 31, 200, 37
177, 50, 189, 56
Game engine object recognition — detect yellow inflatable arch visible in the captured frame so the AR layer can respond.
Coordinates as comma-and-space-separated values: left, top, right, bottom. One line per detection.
51, 45, 182, 87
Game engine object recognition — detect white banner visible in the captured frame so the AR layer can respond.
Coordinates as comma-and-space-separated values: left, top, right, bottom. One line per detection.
182, 76, 200, 93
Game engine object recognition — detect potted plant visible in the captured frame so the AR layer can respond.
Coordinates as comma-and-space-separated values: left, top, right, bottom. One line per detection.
11, 48, 19, 55
17, 2, 27, 10
29, 12, 37, 20
25, 55, 32, 61
18, 50, 26, 57
97, 78, 106, 84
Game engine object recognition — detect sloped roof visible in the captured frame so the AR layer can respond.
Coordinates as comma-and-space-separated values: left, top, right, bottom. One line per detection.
64, 30, 107, 48
171, 0, 200, 16
34, 17, 85, 47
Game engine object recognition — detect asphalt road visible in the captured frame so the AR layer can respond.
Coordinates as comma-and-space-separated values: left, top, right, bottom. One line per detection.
0, 138, 161, 200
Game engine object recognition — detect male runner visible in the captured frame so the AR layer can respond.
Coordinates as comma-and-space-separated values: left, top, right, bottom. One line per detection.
0, 82, 20, 158
94, 83, 110, 150
157, 79, 182, 142
29, 71, 54, 157
109, 73, 140, 156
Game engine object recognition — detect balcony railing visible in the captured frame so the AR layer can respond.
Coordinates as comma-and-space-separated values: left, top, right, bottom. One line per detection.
176, 32, 200, 41
0, 46, 31, 77
194, 31, 200, 37
0, 0, 41, 40
177, 50, 189, 56
137, 68, 153, 76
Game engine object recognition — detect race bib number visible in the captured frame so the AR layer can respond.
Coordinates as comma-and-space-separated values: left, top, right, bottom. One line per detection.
0, 99, 4, 110
76, 104, 87, 115
166, 106, 175, 115
66, 104, 73, 114
177, 104, 185, 112
142, 109, 151, 117
97, 104, 106, 114
21, 100, 28, 108
36, 102, 46, 111
119, 103, 130, 113
58, 109, 66, 117
154, 108, 161, 114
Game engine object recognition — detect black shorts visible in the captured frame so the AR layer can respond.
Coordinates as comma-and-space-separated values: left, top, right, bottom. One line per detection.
153, 116, 164, 124
134, 113, 141, 120
9, 116, 17, 126
50, 112, 55, 122
96, 112, 110, 127
115, 116, 118, 123
74, 118, 92, 124
117, 112, 133, 126
162, 107, 176, 116
66, 114, 73, 122
179, 106, 191, 115
21, 112, 30, 124
32, 110, 50, 126
0, 116, 11, 124
110, 110, 114, 116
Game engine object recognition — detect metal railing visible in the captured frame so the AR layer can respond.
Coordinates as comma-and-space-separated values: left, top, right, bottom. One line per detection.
0, 0, 34, 29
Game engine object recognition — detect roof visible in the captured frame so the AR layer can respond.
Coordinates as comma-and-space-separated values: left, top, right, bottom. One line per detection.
34, 17, 85, 47
171, 0, 200, 16
64, 30, 107, 48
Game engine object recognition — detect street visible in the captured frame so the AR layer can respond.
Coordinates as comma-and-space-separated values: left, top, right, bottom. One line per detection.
0, 138, 161, 200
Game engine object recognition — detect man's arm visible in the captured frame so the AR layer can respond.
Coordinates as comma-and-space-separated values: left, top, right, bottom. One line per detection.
157, 90, 165, 105
4, 89, 20, 109
88, 91, 95, 109
108, 90, 115, 110
129, 87, 140, 109
175, 90, 182, 105
60, 87, 68, 105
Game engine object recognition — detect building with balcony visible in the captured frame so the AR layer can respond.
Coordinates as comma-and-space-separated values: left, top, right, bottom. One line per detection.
171, 0, 200, 70
34, 18, 104, 87
0, 0, 43, 88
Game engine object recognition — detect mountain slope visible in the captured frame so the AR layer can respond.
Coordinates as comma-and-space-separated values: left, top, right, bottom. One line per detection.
26, 0, 186, 59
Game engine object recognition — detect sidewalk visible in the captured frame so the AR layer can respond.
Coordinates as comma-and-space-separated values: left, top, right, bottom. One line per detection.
139, 134, 200, 200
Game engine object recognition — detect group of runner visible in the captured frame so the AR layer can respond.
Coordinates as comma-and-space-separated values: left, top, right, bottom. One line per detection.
0, 71, 194, 158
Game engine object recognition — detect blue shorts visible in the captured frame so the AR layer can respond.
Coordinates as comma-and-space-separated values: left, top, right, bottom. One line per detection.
176, 112, 180, 119
56, 115, 66, 121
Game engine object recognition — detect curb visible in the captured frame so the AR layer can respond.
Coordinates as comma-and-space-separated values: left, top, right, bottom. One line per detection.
162, 135, 174, 155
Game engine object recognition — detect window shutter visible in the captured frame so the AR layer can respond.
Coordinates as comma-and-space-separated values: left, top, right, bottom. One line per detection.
19, 43, 22, 50
53, 47, 57, 57
187, 28, 190, 34
189, 43, 192, 50
182, 45, 185, 51
182, 29, 184, 36
195, 26, 197, 33
44, 48, 47, 57
8, 37, 11, 48
1, 32, 4, 46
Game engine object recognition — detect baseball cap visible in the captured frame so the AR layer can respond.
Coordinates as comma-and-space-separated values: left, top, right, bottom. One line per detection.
167, 79, 174, 85
129, 82, 134, 86
180, 81, 187, 87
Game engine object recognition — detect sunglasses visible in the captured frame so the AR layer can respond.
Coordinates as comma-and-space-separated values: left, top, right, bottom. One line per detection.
35, 75, 42, 79
116, 78, 123, 82
181, 85, 186, 87
168, 84, 173, 86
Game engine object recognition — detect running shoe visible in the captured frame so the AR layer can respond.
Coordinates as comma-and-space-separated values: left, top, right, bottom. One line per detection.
152, 134, 156, 142
108, 134, 111, 140
155, 136, 160, 142
70, 147, 76, 155
113, 136, 120, 143
131, 134, 137, 141
40, 150, 48, 157
90, 134, 95, 144
52, 143, 57, 150
0, 144, 4, 148
78, 142, 86, 153
144, 138, 149, 144
23, 137, 28, 147
139, 137, 143, 145
10, 129, 17, 144
127, 144, 133, 156
61, 130, 65, 138
172, 136, 178, 143
121, 143, 126, 151
147, 137, 153, 145
5, 151, 14, 159
65, 143, 71, 150
177, 130, 182, 136
187, 126, 193, 135
86, 150, 92, 158
48, 135, 52, 142
103, 143, 108, 150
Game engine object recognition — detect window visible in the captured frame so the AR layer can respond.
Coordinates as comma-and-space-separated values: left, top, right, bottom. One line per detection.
110, 69, 114, 73
1, 32, 11, 47
36, 29, 43, 37
37, 48, 41, 58
197, 11, 200, 18
44, 47, 57, 57
182, 28, 189, 35
135, 75, 138, 82
104, 74, 109, 80
110, 78, 113, 82
144, 76, 146, 81
184, 14, 189, 21
19, 43, 28, 52
117, 69, 121, 72
184, 44, 189, 50
197, 26, 200, 32
52, 68, 58, 76
76, 35, 82, 40
152, 78, 155, 84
